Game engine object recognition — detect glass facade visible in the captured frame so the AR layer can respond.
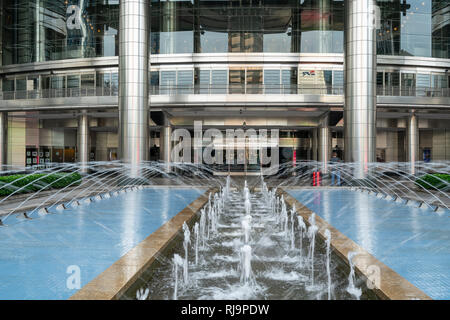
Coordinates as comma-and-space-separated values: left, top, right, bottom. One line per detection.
150, 0, 450, 58
151, 0, 345, 54
377, 0, 450, 58
2, 67, 448, 98
0, 0, 449, 66
1, 0, 119, 65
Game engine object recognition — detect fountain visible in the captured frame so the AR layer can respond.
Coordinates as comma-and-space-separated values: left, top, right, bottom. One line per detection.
241, 216, 252, 244
182, 222, 191, 284
324, 229, 332, 300
279, 196, 289, 238
346, 251, 362, 300
1, 160, 448, 300
199, 208, 207, 248
240, 245, 253, 286
194, 222, 200, 265
290, 204, 296, 250
172, 254, 184, 300
307, 223, 319, 288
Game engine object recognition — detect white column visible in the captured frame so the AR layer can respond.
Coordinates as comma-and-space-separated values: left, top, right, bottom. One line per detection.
407, 113, 419, 176
318, 115, 330, 174
77, 111, 89, 174
344, 0, 377, 179
119, 0, 150, 178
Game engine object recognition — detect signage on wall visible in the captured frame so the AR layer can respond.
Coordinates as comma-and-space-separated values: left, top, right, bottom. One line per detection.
302, 71, 316, 77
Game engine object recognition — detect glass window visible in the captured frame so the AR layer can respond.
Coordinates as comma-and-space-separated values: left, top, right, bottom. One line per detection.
51, 76, 65, 89
41, 76, 51, 98
282, 68, 297, 94
51, 76, 66, 97
2, 0, 449, 62
211, 70, 227, 94
431, 74, 448, 88
229, 69, 245, 94
333, 70, 344, 87
377, 0, 450, 58
263, 29, 291, 53
161, 71, 177, 95
177, 70, 193, 94
27, 76, 39, 91
264, 70, 281, 94
15, 77, 26, 99
195, 69, 210, 94
155, 1, 194, 54
150, 0, 345, 55
2, 78, 14, 99
15, 77, 26, 91
26, 76, 39, 99
1, 0, 120, 65
200, 31, 228, 54
431, 74, 448, 96
416, 73, 430, 96
401, 73, 416, 96
376, 72, 384, 95
246, 69, 262, 94
150, 71, 159, 95
67, 75, 80, 88
111, 73, 119, 96
384, 72, 400, 96
324, 70, 333, 93
67, 75, 80, 97
2, 78, 16, 100
97, 72, 111, 96
81, 74, 95, 96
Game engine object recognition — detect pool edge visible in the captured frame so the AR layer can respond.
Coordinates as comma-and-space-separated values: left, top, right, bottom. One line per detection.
68, 187, 215, 300
279, 188, 432, 301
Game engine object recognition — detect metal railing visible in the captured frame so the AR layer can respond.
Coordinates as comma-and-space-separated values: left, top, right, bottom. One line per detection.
1, 85, 449, 100
376, 86, 450, 97
0, 87, 119, 100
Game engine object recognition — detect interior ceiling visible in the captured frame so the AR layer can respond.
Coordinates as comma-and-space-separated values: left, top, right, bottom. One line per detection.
7, 107, 450, 121
165, 109, 327, 118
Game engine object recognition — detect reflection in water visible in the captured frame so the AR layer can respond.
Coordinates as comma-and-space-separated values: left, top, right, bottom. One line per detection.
355, 193, 374, 253
122, 190, 139, 255
291, 189, 450, 300
162, 188, 169, 223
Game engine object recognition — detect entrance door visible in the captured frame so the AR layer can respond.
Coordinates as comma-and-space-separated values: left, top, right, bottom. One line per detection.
52, 148, 64, 163
64, 147, 76, 163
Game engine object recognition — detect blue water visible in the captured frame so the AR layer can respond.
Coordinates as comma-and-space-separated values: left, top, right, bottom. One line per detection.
0, 187, 204, 300
289, 189, 450, 300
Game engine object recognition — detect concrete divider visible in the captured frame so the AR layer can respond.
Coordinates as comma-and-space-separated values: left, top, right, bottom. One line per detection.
279, 188, 431, 300
69, 188, 216, 300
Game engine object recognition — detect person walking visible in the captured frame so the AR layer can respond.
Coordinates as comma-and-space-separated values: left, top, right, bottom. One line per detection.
330, 152, 341, 186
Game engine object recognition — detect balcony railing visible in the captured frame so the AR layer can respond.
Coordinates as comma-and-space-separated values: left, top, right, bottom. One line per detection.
1, 85, 449, 100
0, 87, 119, 100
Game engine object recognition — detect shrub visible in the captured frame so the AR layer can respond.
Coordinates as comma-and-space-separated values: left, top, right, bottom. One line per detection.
415, 173, 450, 190
0, 172, 82, 196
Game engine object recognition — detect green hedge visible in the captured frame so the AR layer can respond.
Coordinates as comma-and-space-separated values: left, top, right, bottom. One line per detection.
0, 172, 82, 196
415, 173, 450, 190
